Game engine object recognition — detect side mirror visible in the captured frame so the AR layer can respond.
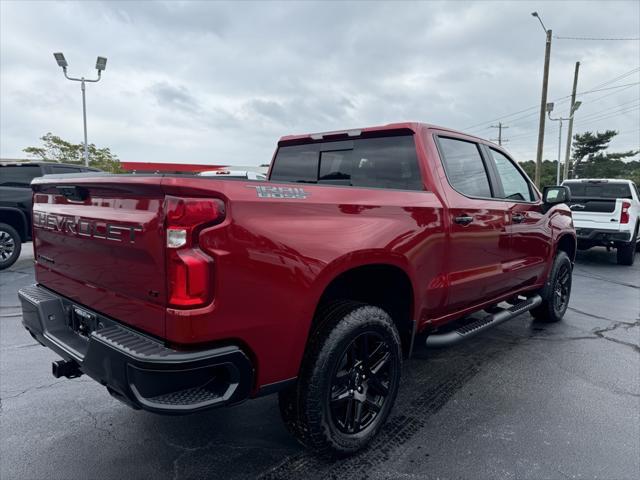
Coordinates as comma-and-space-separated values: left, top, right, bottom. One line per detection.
543, 186, 571, 206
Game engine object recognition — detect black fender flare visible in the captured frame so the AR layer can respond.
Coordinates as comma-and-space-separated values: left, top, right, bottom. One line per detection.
0, 207, 29, 241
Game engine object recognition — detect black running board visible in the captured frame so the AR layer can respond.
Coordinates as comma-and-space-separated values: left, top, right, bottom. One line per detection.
425, 295, 542, 348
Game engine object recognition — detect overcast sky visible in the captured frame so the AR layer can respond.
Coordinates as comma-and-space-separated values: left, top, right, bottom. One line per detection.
1, 0, 638, 166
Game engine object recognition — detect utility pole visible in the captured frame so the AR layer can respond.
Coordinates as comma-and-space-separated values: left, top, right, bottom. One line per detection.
531, 12, 552, 188
490, 122, 509, 146
563, 61, 580, 180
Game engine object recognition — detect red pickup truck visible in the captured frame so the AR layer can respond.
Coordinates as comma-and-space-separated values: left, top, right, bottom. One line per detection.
19, 122, 575, 455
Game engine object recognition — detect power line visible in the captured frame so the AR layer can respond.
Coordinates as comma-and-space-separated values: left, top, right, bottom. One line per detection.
579, 82, 639, 106
574, 98, 640, 122
572, 81, 640, 97
464, 105, 539, 131
463, 67, 640, 131
574, 105, 640, 127
578, 103, 640, 123
464, 82, 640, 132
509, 129, 640, 160
587, 67, 640, 91
614, 128, 640, 136
494, 89, 640, 138
555, 35, 640, 41
506, 110, 549, 128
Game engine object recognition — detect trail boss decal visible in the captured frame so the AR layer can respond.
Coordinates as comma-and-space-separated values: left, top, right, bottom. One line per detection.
248, 185, 310, 199
33, 211, 143, 243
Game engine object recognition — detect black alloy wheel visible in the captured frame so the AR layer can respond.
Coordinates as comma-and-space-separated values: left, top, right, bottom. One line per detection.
0, 223, 21, 270
329, 331, 392, 434
553, 263, 571, 314
531, 250, 572, 323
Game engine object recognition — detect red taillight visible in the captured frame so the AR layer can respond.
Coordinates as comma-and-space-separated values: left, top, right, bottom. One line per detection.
166, 196, 225, 230
621, 201, 631, 224
165, 196, 225, 308
168, 249, 212, 307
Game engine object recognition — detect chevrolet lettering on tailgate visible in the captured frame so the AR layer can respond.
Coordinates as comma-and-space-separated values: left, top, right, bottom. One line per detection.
33, 211, 143, 243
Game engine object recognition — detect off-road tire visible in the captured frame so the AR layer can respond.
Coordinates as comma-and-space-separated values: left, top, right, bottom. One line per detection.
278, 301, 402, 456
617, 241, 636, 265
530, 251, 572, 323
0, 223, 21, 270
617, 228, 637, 265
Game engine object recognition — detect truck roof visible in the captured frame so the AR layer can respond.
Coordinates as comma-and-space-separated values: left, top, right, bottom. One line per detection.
564, 178, 634, 184
0, 161, 99, 170
278, 121, 494, 147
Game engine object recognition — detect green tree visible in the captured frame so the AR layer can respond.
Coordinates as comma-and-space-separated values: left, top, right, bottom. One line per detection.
570, 130, 638, 182
23, 133, 123, 173
519, 159, 560, 189
520, 130, 639, 189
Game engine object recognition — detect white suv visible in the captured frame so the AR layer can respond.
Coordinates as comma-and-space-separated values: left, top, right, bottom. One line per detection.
562, 179, 639, 265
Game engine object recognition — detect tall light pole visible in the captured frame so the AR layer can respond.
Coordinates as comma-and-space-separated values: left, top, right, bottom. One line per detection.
53, 53, 107, 167
531, 12, 552, 188
547, 101, 582, 185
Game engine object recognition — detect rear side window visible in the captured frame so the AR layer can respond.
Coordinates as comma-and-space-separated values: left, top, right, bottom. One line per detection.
564, 182, 632, 199
270, 135, 423, 190
437, 137, 492, 198
490, 149, 534, 201
0, 165, 42, 187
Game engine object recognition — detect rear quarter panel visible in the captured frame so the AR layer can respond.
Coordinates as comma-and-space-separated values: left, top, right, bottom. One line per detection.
160, 175, 446, 389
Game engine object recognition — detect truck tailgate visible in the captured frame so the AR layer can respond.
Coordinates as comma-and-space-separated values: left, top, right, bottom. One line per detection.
31, 175, 167, 337
570, 199, 623, 229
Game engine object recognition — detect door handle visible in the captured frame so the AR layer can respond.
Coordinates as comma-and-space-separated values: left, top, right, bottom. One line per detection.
512, 213, 525, 223
454, 215, 474, 225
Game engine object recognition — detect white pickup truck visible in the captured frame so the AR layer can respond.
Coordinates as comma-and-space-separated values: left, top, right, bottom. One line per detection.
562, 179, 639, 265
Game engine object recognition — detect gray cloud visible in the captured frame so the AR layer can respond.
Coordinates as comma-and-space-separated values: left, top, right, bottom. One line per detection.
1, 0, 638, 165
149, 81, 200, 113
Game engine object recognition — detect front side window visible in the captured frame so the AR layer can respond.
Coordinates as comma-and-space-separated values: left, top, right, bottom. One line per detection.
437, 137, 492, 198
0, 165, 42, 187
490, 149, 534, 201
270, 135, 423, 190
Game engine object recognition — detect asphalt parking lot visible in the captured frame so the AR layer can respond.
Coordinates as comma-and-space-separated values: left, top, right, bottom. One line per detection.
1, 245, 638, 480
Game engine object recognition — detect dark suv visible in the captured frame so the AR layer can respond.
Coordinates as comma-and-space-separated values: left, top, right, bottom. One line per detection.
0, 162, 101, 269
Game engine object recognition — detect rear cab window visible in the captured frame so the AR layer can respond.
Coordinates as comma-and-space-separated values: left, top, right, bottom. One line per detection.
0, 165, 42, 187
435, 137, 492, 198
564, 181, 632, 199
270, 134, 424, 191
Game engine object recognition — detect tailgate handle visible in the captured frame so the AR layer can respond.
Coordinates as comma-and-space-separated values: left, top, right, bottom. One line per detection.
57, 185, 88, 202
